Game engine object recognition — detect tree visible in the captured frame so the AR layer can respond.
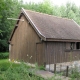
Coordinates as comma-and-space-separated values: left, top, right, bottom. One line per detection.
0, 0, 23, 52
24, 0, 53, 15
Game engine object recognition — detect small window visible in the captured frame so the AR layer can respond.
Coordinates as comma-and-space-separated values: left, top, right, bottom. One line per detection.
76, 42, 80, 49
66, 42, 80, 50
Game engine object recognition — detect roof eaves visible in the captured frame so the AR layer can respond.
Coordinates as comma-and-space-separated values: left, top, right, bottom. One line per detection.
21, 8, 46, 41
72, 19, 80, 28
46, 38, 80, 42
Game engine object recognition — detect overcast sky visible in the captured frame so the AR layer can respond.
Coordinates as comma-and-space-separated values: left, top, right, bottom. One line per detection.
23, 0, 80, 6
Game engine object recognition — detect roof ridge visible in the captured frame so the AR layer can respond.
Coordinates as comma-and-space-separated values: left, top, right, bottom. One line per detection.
25, 9, 72, 21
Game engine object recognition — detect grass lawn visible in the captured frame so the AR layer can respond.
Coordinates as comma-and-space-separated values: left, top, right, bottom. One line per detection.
0, 59, 20, 71
0, 59, 9, 63
0, 59, 10, 71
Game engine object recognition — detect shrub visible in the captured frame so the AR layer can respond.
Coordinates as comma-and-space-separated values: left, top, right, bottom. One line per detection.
39, 65, 45, 70
69, 66, 80, 80
0, 52, 9, 59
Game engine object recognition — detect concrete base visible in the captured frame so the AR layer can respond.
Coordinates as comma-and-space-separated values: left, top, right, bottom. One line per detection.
45, 61, 80, 72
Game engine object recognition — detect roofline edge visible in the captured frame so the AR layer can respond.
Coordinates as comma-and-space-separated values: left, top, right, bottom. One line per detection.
72, 19, 80, 28
21, 8, 46, 41
46, 38, 80, 42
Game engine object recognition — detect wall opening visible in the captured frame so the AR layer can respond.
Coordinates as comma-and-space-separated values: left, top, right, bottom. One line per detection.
66, 42, 80, 50
76, 42, 80, 49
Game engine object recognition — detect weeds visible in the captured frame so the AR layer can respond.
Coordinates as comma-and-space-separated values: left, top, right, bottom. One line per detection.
1, 59, 80, 80
69, 66, 80, 80
0, 60, 45, 80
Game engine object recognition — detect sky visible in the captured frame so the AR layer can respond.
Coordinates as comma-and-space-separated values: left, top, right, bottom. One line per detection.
23, 0, 80, 7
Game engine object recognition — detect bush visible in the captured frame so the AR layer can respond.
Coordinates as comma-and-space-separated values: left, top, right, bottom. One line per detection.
0, 52, 9, 59
0, 40, 9, 52
69, 66, 80, 80
39, 65, 45, 70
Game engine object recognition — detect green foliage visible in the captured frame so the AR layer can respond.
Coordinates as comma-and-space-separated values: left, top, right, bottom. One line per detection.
0, 59, 65, 80
0, 40, 8, 52
0, 59, 11, 71
1, 59, 80, 80
0, 0, 24, 52
70, 67, 80, 80
39, 65, 45, 70
0, 52, 9, 59
0, 59, 45, 80
24, 0, 80, 25
24, 0, 53, 15
0, 59, 20, 71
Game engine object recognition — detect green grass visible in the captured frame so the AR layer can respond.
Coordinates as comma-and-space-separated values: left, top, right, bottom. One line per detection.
0, 59, 20, 72
0, 59, 10, 71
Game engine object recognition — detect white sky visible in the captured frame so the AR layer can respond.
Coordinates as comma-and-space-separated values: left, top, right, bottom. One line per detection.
23, 0, 80, 7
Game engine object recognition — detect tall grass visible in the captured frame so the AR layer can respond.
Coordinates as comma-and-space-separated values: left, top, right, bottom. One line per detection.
1, 59, 80, 80
0, 59, 44, 80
